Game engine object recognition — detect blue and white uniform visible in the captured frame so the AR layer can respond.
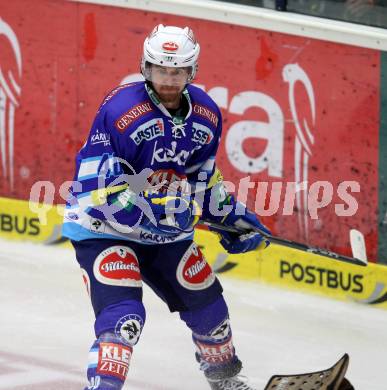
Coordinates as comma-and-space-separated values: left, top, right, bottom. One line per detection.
64, 82, 236, 390
62, 81, 221, 244
66, 24, 268, 390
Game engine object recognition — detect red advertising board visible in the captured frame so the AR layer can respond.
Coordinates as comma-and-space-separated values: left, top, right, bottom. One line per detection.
0, 0, 380, 260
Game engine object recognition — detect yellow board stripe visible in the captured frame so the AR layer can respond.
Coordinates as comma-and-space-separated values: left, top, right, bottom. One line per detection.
1, 196, 387, 308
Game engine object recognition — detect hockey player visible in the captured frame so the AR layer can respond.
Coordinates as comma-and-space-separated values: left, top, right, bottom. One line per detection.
62, 24, 270, 390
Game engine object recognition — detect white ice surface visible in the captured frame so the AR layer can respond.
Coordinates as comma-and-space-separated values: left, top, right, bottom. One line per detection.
0, 239, 385, 390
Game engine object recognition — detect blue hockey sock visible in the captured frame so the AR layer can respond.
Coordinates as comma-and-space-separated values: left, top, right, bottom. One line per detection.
180, 296, 242, 379
85, 332, 132, 390
85, 299, 146, 389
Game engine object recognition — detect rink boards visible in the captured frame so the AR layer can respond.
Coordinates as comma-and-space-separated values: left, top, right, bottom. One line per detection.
1, 196, 387, 310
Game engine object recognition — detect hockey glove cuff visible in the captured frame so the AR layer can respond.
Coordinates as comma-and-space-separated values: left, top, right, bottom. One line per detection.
210, 199, 271, 254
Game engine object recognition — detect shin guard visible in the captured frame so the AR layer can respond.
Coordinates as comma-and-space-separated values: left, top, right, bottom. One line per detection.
85, 299, 145, 389
180, 296, 242, 380
85, 332, 132, 390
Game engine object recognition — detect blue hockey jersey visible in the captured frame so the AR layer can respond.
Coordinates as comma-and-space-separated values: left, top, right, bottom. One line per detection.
62, 81, 222, 244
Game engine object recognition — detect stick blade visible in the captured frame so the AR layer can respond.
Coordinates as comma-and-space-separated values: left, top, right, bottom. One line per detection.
264, 354, 350, 390
350, 229, 367, 264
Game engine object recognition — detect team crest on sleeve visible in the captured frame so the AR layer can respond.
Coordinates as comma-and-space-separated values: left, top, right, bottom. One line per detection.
176, 243, 215, 290
93, 246, 142, 287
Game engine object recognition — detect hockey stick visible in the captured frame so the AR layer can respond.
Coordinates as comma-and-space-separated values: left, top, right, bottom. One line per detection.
199, 220, 367, 267
264, 353, 354, 390
349, 229, 367, 264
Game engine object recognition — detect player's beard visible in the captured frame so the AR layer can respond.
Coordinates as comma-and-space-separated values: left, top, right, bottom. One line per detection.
153, 84, 183, 108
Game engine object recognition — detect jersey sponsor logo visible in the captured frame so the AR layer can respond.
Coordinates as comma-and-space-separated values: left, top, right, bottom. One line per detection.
192, 122, 214, 145
115, 102, 153, 132
151, 140, 192, 166
192, 104, 219, 127
176, 242, 215, 290
97, 342, 132, 381
148, 169, 188, 193
129, 118, 164, 145
195, 339, 234, 364
162, 41, 179, 52
93, 246, 142, 287
115, 314, 144, 346
139, 230, 178, 243
91, 129, 111, 147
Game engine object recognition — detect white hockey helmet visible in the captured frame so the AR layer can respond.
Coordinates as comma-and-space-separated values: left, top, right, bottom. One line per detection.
141, 24, 200, 83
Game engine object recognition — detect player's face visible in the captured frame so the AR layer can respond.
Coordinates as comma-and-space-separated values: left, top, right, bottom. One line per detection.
150, 65, 190, 108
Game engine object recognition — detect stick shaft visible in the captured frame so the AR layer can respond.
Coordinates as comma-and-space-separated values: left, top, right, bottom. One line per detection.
200, 220, 367, 267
